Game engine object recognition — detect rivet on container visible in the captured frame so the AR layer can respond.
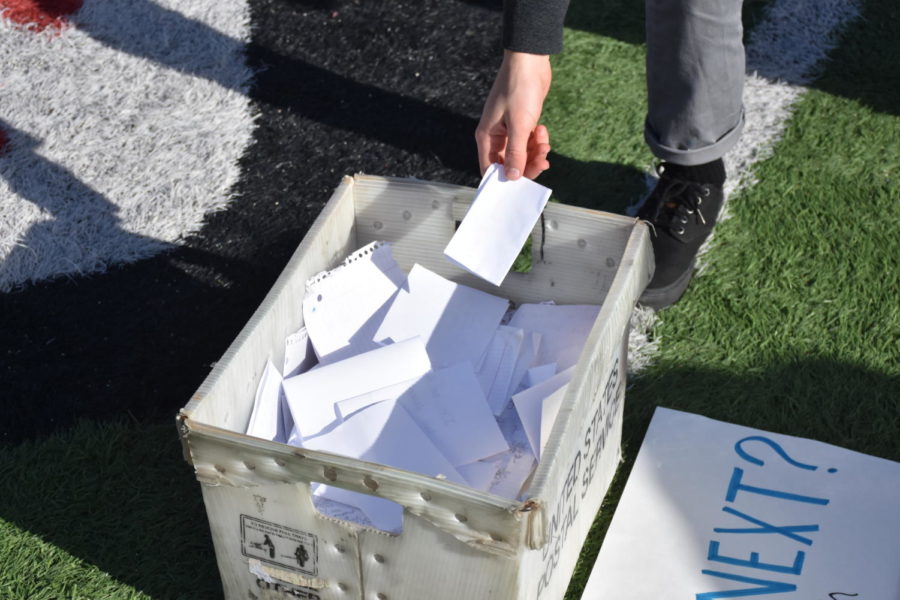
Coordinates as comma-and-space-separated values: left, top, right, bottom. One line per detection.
402, 210, 412, 220
373, 553, 385, 564
373, 221, 383, 230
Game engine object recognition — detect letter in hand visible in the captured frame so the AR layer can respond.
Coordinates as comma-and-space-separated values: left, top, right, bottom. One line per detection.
475, 51, 553, 181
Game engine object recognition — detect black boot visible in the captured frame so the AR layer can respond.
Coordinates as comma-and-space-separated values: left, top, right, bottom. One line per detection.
637, 161, 725, 309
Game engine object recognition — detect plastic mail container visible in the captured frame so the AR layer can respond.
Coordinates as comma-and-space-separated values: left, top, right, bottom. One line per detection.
177, 174, 654, 600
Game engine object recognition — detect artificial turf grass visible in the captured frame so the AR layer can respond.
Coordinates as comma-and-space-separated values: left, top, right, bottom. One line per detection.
560, 28, 900, 600
655, 85, 899, 400
1, 1, 896, 598
0, 421, 219, 600
0, 520, 147, 600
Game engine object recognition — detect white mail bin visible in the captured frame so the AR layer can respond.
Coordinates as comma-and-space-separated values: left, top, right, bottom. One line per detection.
177, 174, 654, 600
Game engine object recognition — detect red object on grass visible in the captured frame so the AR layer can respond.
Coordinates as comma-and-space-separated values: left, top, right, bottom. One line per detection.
0, 128, 8, 154
0, 0, 83, 32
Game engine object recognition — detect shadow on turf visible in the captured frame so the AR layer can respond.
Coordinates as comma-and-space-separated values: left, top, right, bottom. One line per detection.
0, 359, 895, 599
60, 0, 895, 170
0, 233, 290, 446
0, 120, 174, 292
0, 121, 270, 447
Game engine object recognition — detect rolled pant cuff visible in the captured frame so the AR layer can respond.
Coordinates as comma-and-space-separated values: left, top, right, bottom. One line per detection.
644, 109, 745, 166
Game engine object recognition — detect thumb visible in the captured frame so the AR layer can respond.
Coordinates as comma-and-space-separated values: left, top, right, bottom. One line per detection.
503, 117, 532, 180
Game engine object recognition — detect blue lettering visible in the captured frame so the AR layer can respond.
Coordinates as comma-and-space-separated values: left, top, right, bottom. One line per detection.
708, 540, 805, 575
726, 468, 829, 505
735, 436, 818, 471
696, 570, 797, 599
714, 506, 819, 546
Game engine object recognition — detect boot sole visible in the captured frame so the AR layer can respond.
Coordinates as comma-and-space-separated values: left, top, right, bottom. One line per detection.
638, 259, 695, 310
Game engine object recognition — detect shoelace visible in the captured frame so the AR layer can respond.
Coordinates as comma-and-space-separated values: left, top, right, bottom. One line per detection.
646, 178, 709, 237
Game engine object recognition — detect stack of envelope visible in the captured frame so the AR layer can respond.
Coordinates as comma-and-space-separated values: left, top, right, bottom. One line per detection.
245, 164, 603, 532
246, 241, 600, 532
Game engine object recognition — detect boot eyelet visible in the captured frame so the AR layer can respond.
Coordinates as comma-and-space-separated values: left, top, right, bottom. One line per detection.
676, 226, 685, 235
686, 208, 695, 214
680, 215, 688, 224
701, 187, 711, 197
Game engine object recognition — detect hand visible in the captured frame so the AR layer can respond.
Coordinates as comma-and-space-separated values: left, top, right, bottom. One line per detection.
475, 50, 553, 180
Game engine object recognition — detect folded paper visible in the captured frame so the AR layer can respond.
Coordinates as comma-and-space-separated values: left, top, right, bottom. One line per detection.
374, 264, 508, 369
512, 366, 575, 459
303, 241, 404, 363
508, 303, 600, 370
246, 360, 288, 443
303, 399, 466, 533
444, 163, 551, 286
282, 337, 431, 439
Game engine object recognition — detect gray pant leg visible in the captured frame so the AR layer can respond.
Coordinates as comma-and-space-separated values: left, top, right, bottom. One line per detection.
645, 0, 745, 166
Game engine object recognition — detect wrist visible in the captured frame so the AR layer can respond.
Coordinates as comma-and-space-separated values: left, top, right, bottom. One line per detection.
502, 50, 551, 67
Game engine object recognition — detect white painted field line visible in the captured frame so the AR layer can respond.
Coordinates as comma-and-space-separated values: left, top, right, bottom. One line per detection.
0, 0, 255, 291
627, 0, 860, 375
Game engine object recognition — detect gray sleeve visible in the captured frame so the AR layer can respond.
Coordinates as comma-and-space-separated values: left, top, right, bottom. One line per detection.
503, 0, 572, 55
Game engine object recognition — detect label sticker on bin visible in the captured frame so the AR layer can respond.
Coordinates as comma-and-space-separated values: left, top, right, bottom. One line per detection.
240, 515, 319, 576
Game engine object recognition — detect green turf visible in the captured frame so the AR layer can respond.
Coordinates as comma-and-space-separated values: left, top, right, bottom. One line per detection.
1, 0, 897, 598
557, 0, 900, 596
0, 422, 220, 600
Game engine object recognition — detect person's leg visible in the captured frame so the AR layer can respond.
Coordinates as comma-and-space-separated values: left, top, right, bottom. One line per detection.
645, 0, 745, 165
639, 0, 745, 309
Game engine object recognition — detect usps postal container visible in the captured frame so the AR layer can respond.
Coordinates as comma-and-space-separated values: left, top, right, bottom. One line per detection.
177, 175, 654, 600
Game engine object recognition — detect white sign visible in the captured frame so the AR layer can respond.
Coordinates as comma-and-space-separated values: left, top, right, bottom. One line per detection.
583, 407, 900, 600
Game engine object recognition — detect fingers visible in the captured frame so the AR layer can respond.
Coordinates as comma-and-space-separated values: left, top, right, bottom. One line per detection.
502, 115, 533, 180
476, 118, 551, 180
523, 124, 551, 180
475, 126, 507, 176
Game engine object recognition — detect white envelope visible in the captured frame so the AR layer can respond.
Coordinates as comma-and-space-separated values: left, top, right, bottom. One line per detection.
508, 303, 600, 370
503, 330, 542, 408
335, 379, 418, 421
282, 337, 431, 439
303, 241, 404, 363
456, 456, 502, 490
523, 362, 557, 389
374, 264, 509, 369
444, 163, 551, 286
304, 399, 466, 533
456, 449, 536, 499
246, 360, 288, 443
283, 327, 318, 378
490, 449, 538, 500
476, 326, 526, 415
400, 363, 508, 467
511, 366, 575, 460
336, 363, 509, 467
